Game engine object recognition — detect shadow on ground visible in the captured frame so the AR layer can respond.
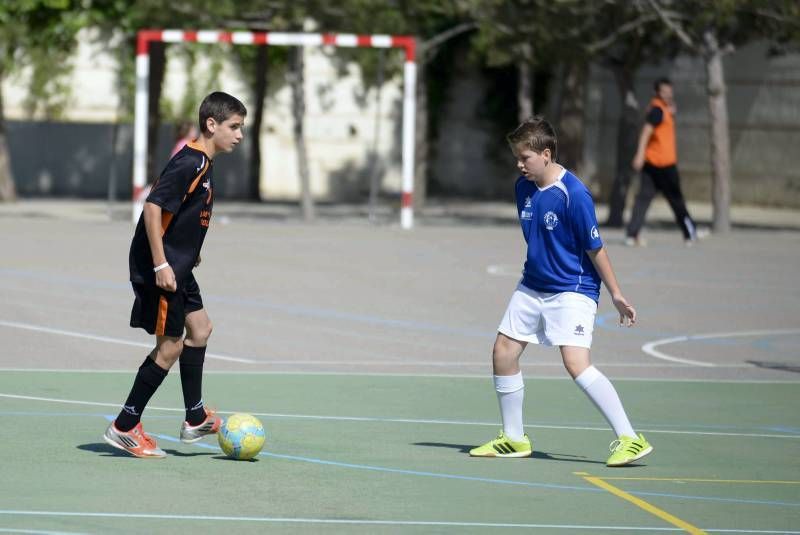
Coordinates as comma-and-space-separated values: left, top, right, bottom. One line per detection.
413, 441, 607, 464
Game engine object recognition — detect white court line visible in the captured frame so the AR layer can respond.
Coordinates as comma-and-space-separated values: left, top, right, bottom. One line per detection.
1, 392, 797, 440
3, 368, 800, 384
3, 368, 800, 383
486, 264, 520, 277
642, 328, 800, 367
0, 320, 255, 364
0, 528, 87, 535
0, 510, 674, 531
0, 318, 772, 371
0, 511, 796, 532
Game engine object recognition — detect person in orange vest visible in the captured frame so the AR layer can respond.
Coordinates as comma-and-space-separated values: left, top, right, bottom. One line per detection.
625, 77, 702, 246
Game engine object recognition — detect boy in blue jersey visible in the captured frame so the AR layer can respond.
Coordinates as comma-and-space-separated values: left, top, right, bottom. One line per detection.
103, 92, 247, 458
470, 116, 653, 466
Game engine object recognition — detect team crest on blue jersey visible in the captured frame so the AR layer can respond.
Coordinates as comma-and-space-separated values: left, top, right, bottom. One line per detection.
544, 211, 559, 230
524, 196, 532, 208
591, 225, 599, 239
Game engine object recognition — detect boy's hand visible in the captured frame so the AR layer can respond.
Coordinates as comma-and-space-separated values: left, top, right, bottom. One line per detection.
612, 294, 636, 327
156, 266, 177, 292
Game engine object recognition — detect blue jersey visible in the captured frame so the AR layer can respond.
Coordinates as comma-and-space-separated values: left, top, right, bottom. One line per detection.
515, 169, 604, 301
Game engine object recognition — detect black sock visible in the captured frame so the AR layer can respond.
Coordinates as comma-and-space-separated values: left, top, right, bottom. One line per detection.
115, 355, 169, 432
179, 345, 207, 425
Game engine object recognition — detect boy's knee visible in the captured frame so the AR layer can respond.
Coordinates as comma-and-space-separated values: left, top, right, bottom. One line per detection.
186, 318, 212, 345
195, 320, 212, 344
492, 338, 517, 362
156, 338, 183, 367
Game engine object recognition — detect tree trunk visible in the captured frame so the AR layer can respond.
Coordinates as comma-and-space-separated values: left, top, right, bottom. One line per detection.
146, 41, 166, 184
248, 46, 268, 201
290, 47, 314, 221
547, 62, 566, 125
368, 49, 385, 222
557, 62, 587, 173
413, 61, 428, 212
0, 64, 17, 202
703, 30, 731, 233
517, 60, 534, 122
605, 63, 640, 227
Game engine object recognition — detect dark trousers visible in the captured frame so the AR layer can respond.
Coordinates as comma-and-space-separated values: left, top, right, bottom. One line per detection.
626, 163, 696, 240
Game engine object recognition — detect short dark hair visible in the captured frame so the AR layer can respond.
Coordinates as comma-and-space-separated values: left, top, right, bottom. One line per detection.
506, 116, 558, 159
653, 77, 672, 92
198, 92, 247, 133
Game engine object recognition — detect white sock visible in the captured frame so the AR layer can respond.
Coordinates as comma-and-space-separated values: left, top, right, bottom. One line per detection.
494, 372, 525, 441
574, 366, 636, 438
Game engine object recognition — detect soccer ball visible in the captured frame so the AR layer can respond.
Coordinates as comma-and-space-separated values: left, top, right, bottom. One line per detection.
218, 413, 266, 460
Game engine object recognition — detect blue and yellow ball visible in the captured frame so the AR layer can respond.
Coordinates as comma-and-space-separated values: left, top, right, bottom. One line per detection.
218, 413, 266, 460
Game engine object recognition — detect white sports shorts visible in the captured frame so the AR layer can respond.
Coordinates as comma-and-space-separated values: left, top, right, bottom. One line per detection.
497, 283, 598, 348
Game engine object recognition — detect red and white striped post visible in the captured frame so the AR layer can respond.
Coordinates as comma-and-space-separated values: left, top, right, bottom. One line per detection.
133, 30, 417, 228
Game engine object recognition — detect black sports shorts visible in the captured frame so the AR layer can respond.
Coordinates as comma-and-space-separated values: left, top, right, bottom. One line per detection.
130, 273, 204, 337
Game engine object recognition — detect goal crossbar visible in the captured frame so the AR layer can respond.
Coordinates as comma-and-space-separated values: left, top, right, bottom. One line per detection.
134, 29, 417, 228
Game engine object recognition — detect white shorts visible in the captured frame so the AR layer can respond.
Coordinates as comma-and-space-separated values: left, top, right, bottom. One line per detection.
497, 283, 598, 348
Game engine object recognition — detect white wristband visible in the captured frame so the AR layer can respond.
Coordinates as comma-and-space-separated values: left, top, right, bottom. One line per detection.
153, 262, 170, 273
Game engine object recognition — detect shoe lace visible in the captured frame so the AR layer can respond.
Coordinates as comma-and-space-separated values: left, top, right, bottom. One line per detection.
133, 426, 158, 449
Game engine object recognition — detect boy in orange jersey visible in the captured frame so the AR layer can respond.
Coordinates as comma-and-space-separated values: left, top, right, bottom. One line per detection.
626, 77, 701, 246
103, 92, 246, 458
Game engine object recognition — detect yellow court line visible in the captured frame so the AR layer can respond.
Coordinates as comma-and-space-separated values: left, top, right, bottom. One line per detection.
599, 476, 800, 485
575, 472, 707, 535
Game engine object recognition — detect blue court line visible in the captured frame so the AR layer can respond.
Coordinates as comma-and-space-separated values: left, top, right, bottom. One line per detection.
2, 408, 798, 438
203, 294, 494, 338
148, 430, 800, 508
0, 268, 493, 338
151, 432, 602, 494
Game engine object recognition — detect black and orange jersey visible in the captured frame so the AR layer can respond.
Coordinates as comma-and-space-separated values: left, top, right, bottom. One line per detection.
129, 141, 214, 284
644, 97, 677, 167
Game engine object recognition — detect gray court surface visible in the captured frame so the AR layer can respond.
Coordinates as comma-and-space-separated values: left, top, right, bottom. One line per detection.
1, 200, 799, 534
0, 199, 798, 382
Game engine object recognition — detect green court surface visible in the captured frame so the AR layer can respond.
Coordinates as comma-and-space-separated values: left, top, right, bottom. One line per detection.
1, 371, 798, 534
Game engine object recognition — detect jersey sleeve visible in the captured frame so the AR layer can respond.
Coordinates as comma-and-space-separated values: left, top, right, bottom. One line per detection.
646, 106, 663, 126
146, 153, 199, 214
570, 188, 603, 251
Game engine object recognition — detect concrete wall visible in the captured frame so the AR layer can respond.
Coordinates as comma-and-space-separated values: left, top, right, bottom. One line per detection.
3, 28, 404, 202
6, 121, 249, 199
3, 29, 799, 208
429, 47, 517, 199
584, 42, 800, 208
259, 47, 404, 201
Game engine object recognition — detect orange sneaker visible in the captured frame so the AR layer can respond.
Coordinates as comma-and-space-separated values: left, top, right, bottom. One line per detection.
179, 407, 222, 443
103, 422, 166, 458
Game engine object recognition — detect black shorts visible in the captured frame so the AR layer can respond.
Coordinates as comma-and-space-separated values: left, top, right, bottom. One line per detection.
130, 273, 204, 337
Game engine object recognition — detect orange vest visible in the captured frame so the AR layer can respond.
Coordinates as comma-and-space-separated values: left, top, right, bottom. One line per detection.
644, 98, 677, 167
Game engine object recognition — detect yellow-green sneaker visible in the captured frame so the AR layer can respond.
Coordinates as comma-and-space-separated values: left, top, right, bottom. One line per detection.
606, 433, 653, 466
469, 431, 532, 458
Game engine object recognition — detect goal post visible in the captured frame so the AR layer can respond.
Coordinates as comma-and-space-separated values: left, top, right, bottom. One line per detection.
133, 29, 417, 228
